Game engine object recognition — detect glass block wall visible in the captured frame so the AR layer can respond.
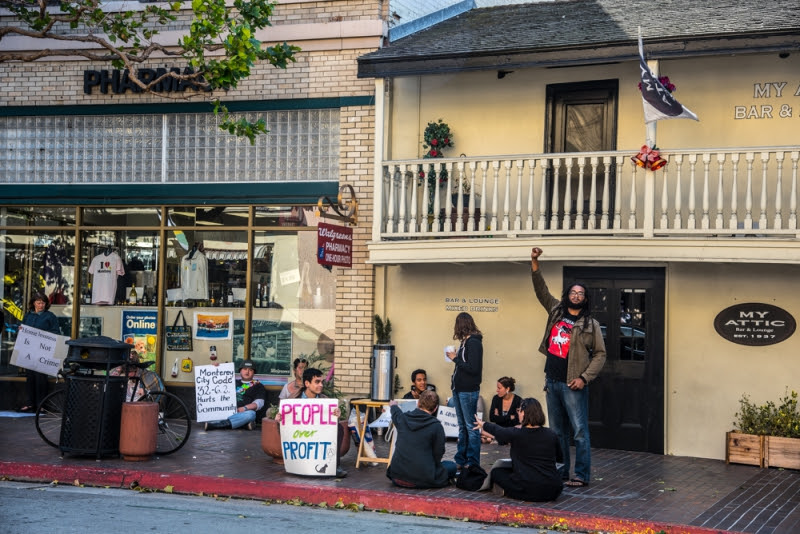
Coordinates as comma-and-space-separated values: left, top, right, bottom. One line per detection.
0, 109, 340, 184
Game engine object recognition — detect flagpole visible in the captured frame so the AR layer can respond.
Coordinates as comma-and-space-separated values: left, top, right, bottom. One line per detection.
639, 27, 656, 239
639, 26, 657, 149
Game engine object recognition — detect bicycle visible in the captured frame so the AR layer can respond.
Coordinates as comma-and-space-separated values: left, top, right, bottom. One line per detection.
35, 360, 192, 455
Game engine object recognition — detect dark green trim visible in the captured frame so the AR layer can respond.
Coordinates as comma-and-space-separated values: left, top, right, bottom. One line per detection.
0, 182, 339, 205
0, 97, 375, 117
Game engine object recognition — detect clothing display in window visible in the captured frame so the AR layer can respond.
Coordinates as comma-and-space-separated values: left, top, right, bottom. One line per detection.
88, 250, 125, 304
180, 248, 208, 300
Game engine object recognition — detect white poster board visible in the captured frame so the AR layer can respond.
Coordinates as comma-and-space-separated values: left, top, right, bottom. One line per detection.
436, 405, 484, 438
10, 325, 69, 377
436, 405, 460, 438
194, 363, 236, 422
369, 399, 416, 428
279, 398, 339, 476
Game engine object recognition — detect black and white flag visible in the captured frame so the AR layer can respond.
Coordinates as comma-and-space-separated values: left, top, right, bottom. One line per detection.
639, 35, 698, 123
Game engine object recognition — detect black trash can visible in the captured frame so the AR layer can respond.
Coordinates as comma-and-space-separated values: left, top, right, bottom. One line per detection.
59, 336, 132, 458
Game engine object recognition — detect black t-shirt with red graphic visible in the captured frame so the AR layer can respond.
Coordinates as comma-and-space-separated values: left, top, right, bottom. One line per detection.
544, 312, 579, 383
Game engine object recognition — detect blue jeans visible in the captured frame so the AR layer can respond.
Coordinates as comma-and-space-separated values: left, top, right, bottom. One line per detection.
227, 409, 256, 429
452, 390, 481, 467
545, 378, 591, 483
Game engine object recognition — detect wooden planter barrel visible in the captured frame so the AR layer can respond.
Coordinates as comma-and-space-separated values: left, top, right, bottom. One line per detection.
262, 418, 350, 465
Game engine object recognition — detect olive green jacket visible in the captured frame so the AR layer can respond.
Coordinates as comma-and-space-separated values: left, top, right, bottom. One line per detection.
531, 268, 607, 384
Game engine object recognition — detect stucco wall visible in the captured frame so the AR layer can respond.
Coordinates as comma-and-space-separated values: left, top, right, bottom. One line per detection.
387, 53, 800, 159
666, 262, 800, 460
380, 260, 800, 460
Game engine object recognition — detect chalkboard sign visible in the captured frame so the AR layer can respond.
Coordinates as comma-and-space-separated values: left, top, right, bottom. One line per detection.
194, 363, 237, 422
714, 303, 795, 346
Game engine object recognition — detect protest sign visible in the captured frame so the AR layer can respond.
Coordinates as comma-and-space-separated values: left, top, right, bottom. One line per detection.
10, 324, 69, 377
436, 404, 484, 438
436, 405, 460, 438
194, 363, 236, 422
279, 398, 339, 476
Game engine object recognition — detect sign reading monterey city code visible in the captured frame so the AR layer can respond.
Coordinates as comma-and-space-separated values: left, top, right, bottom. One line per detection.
714, 303, 796, 346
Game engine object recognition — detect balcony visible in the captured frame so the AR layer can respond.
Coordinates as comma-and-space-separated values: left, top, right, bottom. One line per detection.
370, 147, 800, 265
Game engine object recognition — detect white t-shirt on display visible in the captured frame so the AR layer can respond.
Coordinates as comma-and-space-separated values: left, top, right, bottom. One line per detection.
180, 250, 208, 300
88, 252, 125, 304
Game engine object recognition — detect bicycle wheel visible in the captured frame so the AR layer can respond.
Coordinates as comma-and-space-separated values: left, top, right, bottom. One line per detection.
35, 389, 66, 448
139, 390, 191, 455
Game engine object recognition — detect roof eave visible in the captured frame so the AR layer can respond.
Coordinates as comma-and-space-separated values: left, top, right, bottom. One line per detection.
358, 32, 800, 79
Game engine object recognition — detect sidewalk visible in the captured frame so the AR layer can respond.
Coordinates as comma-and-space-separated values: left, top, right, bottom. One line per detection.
1, 414, 798, 534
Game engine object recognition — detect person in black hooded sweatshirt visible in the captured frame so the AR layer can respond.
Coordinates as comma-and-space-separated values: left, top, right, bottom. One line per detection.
386, 390, 457, 488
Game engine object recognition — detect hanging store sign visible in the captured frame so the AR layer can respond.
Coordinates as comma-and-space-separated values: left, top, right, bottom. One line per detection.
83, 67, 211, 95
714, 303, 795, 346
317, 222, 352, 268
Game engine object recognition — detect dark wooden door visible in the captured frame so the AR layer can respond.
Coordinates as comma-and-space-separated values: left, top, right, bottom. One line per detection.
545, 81, 618, 229
564, 267, 665, 454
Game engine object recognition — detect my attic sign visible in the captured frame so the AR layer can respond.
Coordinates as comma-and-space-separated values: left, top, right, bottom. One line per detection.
714, 303, 796, 346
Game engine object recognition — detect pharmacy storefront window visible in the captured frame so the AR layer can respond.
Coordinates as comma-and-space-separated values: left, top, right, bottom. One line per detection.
246, 226, 336, 386
0, 227, 75, 377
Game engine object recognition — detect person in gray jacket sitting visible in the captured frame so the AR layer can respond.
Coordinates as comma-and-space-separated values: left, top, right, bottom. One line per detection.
387, 390, 457, 488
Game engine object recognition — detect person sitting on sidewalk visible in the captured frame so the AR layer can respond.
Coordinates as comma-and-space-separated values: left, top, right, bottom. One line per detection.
473, 397, 563, 502
205, 361, 266, 431
387, 390, 457, 488
292, 367, 347, 478
402, 368, 436, 400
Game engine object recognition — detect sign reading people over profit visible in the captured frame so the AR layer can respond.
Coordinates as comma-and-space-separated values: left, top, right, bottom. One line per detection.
279, 398, 339, 476
194, 363, 237, 422
714, 303, 796, 346
317, 222, 352, 268
10, 325, 69, 377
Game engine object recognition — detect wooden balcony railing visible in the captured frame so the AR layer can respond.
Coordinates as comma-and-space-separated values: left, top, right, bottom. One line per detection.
376, 147, 800, 241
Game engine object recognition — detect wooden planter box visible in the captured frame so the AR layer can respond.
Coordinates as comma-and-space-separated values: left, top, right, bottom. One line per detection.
726, 431, 800, 469
765, 436, 800, 469
726, 431, 764, 467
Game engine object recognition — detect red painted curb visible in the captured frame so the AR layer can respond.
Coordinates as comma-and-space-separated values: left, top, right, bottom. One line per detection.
0, 461, 730, 534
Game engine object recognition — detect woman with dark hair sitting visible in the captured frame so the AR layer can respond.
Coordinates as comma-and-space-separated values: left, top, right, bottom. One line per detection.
474, 397, 563, 502
481, 376, 522, 444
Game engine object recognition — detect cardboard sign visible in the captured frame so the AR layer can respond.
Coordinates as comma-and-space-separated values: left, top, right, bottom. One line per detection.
10, 325, 69, 377
436, 405, 460, 438
279, 398, 339, 476
194, 363, 236, 422
369, 399, 417, 428
436, 405, 484, 438
317, 222, 352, 268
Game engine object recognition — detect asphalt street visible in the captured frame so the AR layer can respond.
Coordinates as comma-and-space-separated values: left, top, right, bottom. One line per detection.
0, 481, 570, 534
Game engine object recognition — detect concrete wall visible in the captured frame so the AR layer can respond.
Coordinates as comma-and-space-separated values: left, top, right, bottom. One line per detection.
379, 260, 800, 460
387, 53, 800, 159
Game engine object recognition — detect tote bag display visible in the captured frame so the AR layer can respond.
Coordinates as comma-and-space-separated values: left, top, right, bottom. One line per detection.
166, 310, 193, 351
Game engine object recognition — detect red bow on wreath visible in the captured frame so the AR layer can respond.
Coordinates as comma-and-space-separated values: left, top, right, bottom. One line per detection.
631, 145, 667, 171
